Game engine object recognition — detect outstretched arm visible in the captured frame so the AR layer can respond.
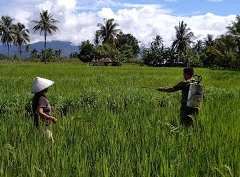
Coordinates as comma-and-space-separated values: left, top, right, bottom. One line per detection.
157, 81, 183, 93
157, 87, 176, 92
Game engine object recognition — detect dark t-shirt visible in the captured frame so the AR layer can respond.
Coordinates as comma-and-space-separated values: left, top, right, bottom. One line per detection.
39, 97, 51, 113
173, 79, 195, 107
32, 93, 52, 126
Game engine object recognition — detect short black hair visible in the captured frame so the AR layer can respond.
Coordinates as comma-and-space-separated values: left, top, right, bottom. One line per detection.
183, 67, 194, 77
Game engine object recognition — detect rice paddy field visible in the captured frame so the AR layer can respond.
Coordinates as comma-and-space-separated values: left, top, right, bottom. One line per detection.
0, 61, 240, 177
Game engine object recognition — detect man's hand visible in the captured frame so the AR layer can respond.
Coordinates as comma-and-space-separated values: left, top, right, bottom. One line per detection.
51, 117, 58, 124
157, 87, 165, 92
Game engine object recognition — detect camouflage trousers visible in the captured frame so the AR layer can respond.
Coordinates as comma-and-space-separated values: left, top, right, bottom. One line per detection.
180, 106, 199, 126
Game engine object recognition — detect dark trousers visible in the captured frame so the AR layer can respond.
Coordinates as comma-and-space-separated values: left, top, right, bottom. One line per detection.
180, 106, 199, 126
33, 115, 39, 128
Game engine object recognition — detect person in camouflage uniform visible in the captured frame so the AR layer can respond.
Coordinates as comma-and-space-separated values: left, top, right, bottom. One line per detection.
157, 67, 199, 126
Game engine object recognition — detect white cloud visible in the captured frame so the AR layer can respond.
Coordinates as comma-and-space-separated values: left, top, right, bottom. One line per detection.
36, 1, 53, 11
112, 8, 235, 47
98, 8, 115, 19
122, 3, 172, 14
56, 0, 76, 10
94, 0, 120, 7
0, 0, 236, 47
184, 13, 234, 41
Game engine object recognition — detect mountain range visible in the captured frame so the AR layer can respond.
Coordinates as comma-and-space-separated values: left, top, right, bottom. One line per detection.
0, 41, 79, 58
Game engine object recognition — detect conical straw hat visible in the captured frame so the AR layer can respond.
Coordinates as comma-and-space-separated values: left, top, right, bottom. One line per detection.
32, 77, 54, 94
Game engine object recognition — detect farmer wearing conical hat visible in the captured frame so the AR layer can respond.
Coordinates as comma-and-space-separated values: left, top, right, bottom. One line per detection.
32, 77, 58, 142
157, 67, 203, 126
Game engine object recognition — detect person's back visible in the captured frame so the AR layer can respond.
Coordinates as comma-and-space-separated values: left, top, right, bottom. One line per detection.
173, 78, 196, 108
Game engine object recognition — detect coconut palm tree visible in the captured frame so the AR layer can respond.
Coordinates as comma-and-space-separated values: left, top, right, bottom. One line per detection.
172, 21, 194, 63
30, 48, 38, 58
94, 31, 100, 46
54, 49, 62, 57
32, 10, 58, 62
13, 22, 30, 55
25, 44, 31, 54
95, 18, 121, 45
204, 34, 214, 47
227, 15, 240, 36
227, 15, 240, 52
193, 40, 203, 54
152, 35, 163, 47
0, 15, 15, 56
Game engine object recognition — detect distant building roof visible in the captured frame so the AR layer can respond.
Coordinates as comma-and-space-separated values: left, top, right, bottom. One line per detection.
97, 58, 112, 62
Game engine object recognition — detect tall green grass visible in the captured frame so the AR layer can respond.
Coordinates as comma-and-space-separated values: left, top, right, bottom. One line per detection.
0, 62, 239, 176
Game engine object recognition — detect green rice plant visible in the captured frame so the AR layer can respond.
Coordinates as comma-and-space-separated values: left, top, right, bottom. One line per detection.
0, 61, 240, 176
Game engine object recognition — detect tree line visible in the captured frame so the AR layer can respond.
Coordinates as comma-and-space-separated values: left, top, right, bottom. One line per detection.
78, 18, 139, 63
0, 16, 30, 56
0, 10, 239, 70
78, 16, 240, 70
0, 10, 58, 62
141, 17, 240, 70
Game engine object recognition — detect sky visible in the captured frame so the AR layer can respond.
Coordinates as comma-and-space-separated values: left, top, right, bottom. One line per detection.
0, 0, 239, 47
